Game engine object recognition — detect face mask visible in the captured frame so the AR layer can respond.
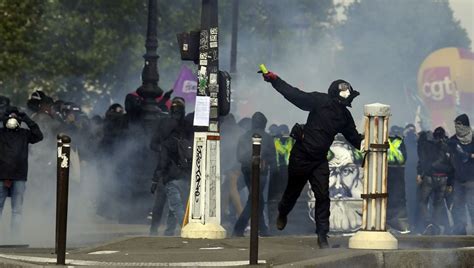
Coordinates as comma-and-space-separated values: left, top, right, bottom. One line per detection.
5, 118, 20, 129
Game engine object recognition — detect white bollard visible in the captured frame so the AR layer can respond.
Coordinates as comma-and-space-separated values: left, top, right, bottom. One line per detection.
181, 132, 226, 239
349, 103, 398, 250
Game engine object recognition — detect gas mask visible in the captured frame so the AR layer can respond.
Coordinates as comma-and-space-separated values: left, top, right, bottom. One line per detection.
338, 83, 352, 99
329, 80, 360, 107
5, 117, 20, 130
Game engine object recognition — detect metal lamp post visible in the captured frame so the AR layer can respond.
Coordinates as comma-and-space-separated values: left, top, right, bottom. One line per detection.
137, 0, 163, 126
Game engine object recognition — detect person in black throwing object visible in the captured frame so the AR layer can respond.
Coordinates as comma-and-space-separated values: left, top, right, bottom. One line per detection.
259, 70, 362, 248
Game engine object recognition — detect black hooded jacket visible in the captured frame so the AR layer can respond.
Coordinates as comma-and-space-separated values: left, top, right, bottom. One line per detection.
270, 77, 361, 160
151, 113, 193, 184
237, 112, 276, 172
0, 119, 43, 181
417, 131, 454, 185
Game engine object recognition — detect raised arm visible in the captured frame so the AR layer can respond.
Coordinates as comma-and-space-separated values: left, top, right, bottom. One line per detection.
270, 77, 323, 111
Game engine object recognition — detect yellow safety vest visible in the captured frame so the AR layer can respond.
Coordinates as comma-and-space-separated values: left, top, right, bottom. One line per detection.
275, 137, 294, 167
388, 137, 405, 165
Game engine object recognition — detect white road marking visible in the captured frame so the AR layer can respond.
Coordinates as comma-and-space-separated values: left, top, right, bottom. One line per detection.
88, 250, 119, 255
199, 247, 224, 250
0, 254, 266, 266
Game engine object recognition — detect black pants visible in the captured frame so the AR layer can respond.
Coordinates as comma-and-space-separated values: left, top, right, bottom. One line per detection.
419, 175, 448, 230
233, 168, 269, 235
278, 150, 330, 235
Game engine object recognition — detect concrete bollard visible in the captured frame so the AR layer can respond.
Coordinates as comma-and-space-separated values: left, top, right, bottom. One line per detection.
349, 103, 398, 250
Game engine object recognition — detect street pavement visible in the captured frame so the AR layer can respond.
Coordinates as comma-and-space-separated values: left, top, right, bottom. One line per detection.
0, 234, 473, 267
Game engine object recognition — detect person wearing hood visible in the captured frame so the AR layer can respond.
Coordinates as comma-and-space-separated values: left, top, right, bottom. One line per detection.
0, 107, 43, 238
149, 97, 193, 236
0, 96, 10, 127
233, 112, 276, 237
448, 114, 474, 235
416, 127, 453, 235
259, 70, 362, 248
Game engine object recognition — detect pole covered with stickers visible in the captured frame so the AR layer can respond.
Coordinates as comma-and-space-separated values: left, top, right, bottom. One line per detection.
349, 103, 398, 250
180, 0, 229, 239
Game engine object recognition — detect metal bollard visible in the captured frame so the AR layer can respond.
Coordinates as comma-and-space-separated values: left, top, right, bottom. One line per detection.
55, 135, 62, 254
250, 134, 262, 265
56, 134, 71, 265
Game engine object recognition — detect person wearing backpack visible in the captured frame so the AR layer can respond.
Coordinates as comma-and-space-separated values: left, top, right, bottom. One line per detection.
150, 97, 193, 236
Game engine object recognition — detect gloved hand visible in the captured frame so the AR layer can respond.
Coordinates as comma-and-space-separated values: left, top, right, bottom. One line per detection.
257, 70, 278, 82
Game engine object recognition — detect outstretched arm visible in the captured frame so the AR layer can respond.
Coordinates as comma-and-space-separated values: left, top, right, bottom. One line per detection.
270, 77, 323, 111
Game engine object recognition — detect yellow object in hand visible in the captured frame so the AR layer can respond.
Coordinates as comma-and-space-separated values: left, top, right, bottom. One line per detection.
259, 64, 269, 74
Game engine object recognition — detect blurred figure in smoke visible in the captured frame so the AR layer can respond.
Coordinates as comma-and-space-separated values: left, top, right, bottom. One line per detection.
26, 91, 51, 115
403, 123, 419, 231
448, 114, 474, 235
150, 97, 193, 236
0, 96, 11, 128
417, 127, 453, 235
268, 124, 294, 235
220, 114, 245, 231
386, 126, 410, 233
237, 117, 252, 132
260, 70, 362, 248
100, 104, 128, 154
0, 107, 43, 240
233, 112, 275, 237
125, 87, 173, 122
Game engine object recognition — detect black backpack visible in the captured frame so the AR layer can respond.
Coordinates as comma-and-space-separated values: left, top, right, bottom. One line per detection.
175, 137, 194, 170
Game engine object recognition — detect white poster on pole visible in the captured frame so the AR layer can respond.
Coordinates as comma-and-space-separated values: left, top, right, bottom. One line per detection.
194, 96, 210, 126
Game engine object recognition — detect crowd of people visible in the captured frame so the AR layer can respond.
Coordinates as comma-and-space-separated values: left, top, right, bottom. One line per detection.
0, 80, 472, 245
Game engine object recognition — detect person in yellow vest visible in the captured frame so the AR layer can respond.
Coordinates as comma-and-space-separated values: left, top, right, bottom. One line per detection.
386, 126, 410, 233
268, 125, 295, 235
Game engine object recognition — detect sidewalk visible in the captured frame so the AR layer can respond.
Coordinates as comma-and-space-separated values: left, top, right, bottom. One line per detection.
0, 235, 473, 267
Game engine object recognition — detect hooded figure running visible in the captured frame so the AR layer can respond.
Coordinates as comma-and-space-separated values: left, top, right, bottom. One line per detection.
260, 70, 362, 248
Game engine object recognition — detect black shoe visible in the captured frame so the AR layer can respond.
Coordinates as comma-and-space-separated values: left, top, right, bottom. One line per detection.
317, 234, 329, 249
276, 214, 287, 230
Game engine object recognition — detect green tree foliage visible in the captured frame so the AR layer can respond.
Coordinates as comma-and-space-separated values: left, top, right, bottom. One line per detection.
0, 0, 337, 112
335, 0, 470, 122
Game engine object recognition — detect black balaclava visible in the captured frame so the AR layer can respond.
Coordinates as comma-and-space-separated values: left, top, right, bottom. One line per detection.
170, 97, 186, 120
328, 79, 360, 107
251, 112, 267, 130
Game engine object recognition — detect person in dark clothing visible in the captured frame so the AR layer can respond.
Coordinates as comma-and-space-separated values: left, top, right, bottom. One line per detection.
386, 126, 410, 233
448, 114, 474, 235
260, 70, 362, 248
233, 112, 276, 237
403, 123, 419, 231
150, 97, 193, 236
416, 127, 454, 235
100, 104, 128, 154
0, 107, 43, 236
